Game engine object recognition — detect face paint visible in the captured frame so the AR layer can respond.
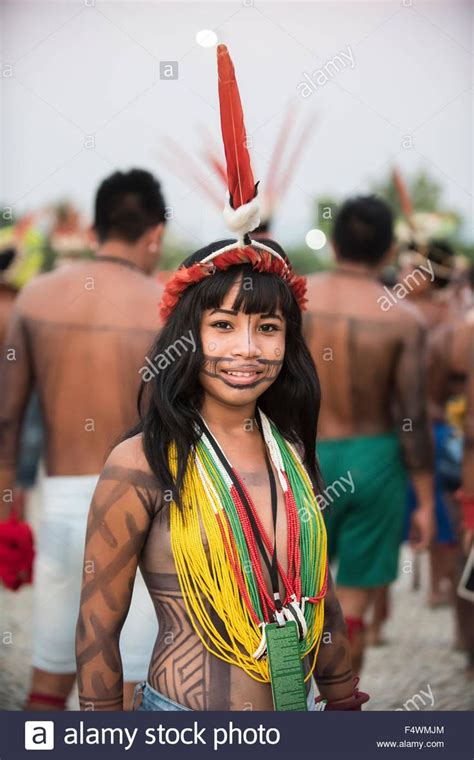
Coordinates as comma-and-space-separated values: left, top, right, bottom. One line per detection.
199, 282, 286, 401
202, 354, 283, 389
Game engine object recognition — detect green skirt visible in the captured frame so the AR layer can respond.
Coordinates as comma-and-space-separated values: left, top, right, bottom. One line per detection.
317, 432, 407, 588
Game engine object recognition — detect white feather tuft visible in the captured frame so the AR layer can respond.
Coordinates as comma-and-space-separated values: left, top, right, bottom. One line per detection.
223, 193, 260, 244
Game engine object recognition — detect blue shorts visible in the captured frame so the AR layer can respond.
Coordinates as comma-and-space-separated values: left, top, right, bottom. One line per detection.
134, 676, 319, 711
404, 421, 456, 544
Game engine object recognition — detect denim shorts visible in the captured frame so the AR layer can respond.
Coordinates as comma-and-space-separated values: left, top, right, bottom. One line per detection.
133, 681, 192, 711
133, 676, 318, 711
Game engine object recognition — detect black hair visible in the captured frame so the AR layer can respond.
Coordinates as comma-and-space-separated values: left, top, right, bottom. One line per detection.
126, 240, 322, 509
0, 248, 15, 273
94, 169, 166, 244
333, 195, 393, 264
251, 217, 272, 236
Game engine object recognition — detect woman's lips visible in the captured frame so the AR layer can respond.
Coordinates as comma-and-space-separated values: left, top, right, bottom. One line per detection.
220, 368, 263, 385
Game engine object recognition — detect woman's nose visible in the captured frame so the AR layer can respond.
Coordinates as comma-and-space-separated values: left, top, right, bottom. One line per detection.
230, 325, 262, 357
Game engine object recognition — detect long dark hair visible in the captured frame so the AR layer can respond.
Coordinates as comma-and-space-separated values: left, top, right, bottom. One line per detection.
125, 256, 323, 507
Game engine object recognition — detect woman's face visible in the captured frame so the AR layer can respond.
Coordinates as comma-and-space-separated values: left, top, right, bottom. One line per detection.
199, 278, 286, 408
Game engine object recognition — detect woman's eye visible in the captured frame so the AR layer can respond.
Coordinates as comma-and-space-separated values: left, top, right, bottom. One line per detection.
210, 321, 233, 330
259, 323, 280, 332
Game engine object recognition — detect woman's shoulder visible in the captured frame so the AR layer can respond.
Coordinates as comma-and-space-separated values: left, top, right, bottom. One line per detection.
105, 433, 149, 471
101, 434, 161, 505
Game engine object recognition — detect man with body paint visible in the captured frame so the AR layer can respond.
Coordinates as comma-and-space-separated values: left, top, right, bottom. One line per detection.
303, 195, 435, 674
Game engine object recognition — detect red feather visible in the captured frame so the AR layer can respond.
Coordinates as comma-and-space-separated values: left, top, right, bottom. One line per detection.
274, 114, 315, 205
198, 125, 228, 185
265, 102, 297, 207
207, 152, 228, 184
393, 167, 414, 227
217, 44, 256, 209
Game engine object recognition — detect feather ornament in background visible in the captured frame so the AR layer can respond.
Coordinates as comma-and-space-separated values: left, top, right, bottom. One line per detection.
393, 167, 415, 230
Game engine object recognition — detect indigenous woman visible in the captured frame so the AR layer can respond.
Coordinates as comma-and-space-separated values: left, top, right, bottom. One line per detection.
75, 45, 368, 712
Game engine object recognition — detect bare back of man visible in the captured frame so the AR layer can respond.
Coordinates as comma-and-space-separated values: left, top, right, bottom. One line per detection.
0, 257, 162, 710
428, 318, 474, 421
1, 259, 160, 475
303, 266, 433, 672
304, 270, 427, 444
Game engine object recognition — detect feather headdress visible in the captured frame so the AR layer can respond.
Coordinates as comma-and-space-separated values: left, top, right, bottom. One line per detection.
162, 102, 315, 235
159, 45, 307, 323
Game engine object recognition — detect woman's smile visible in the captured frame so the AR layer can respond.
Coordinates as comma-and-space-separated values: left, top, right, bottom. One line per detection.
220, 365, 264, 386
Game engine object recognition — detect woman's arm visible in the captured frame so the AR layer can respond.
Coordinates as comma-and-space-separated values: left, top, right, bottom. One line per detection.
75, 438, 158, 711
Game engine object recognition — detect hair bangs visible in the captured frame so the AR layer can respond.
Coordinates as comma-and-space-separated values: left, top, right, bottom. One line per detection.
197, 264, 293, 318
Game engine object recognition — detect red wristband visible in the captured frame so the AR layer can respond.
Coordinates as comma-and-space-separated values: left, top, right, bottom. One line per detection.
315, 677, 370, 711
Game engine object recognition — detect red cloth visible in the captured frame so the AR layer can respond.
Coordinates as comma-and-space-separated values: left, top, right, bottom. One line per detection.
456, 491, 474, 531
27, 693, 66, 709
344, 615, 365, 643
0, 512, 35, 591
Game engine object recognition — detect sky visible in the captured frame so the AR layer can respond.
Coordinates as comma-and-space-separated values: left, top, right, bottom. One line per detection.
1, 0, 472, 249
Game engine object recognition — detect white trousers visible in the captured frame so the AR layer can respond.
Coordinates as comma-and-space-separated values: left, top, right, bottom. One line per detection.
31, 470, 158, 681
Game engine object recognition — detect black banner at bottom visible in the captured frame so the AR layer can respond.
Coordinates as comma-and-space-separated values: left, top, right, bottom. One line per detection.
1, 710, 472, 759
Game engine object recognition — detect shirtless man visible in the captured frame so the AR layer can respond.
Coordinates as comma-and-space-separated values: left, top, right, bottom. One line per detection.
303, 195, 434, 673
0, 168, 166, 710
401, 240, 460, 605
399, 240, 459, 329
428, 317, 474, 675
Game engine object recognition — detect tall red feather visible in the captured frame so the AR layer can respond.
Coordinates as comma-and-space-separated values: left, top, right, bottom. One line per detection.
217, 44, 256, 209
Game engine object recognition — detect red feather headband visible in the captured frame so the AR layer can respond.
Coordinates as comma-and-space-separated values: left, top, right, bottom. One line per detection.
159, 45, 307, 323
159, 245, 308, 322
